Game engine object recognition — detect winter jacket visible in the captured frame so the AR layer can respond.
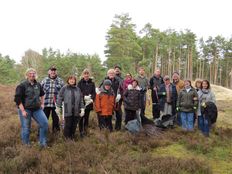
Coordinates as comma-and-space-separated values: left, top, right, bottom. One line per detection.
77, 78, 96, 110
41, 76, 64, 107
14, 80, 44, 110
150, 75, 164, 103
158, 83, 177, 115
123, 85, 141, 111
177, 87, 198, 112
56, 85, 84, 117
197, 89, 216, 116
94, 87, 115, 116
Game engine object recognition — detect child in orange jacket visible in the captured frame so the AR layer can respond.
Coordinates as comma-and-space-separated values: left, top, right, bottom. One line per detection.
95, 79, 115, 131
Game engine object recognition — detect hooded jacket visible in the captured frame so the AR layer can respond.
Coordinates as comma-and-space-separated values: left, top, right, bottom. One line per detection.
94, 86, 115, 116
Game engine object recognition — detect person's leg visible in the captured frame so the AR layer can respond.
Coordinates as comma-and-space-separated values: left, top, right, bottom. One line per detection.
198, 115, 204, 132
83, 109, 91, 134
186, 112, 194, 131
71, 116, 79, 139
79, 116, 84, 136
64, 117, 72, 139
43, 107, 51, 120
203, 116, 210, 136
115, 106, 122, 130
51, 107, 60, 132
140, 91, 146, 118
153, 103, 160, 120
106, 116, 113, 132
98, 115, 106, 130
32, 109, 48, 146
180, 112, 187, 130
18, 109, 32, 145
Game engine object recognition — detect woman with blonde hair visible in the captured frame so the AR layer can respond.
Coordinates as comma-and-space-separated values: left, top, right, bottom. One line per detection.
14, 68, 48, 147
77, 69, 96, 137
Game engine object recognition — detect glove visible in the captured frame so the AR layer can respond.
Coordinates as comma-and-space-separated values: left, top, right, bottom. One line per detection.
115, 94, 121, 103
80, 108, 85, 117
201, 102, 206, 108
95, 87, 100, 94
84, 95, 91, 101
176, 107, 179, 112
162, 92, 166, 96
85, 99, 93, 107
56, 106, 62, 117
193, 106, 197, 110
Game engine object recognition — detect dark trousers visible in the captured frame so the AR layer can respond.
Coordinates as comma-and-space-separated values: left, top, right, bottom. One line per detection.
79, 109, 91, 135
98, 115, 113, 131
64, 116, 79, 139
125, 109, 136, 124
115, 101, 122, 130
152, 103, 160, 119
43, 107, 60, 132
140, 91, 147, 119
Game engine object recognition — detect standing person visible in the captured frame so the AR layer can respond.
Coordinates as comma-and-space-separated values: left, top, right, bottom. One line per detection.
95, 80, 115, 131
135, 67, 150, 120
123, 79, 141, 124
114, 65, 124, 84
41, 65, 64, 133
172, 71, 184, 125
158, 75, 178, 120
197, 80, 216, 137
56, 75, 85, 140
150, 69, 164, 120
122, 73, 133, 92
77, 69, 96, 137
99, 69, 122, 130
176, 80, 198, 131
14, 68, 48, 147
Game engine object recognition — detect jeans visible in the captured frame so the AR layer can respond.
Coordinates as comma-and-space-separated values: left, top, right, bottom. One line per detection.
18, 109, 48, 146
180, 112, 194, 131
198, 115, 210, 136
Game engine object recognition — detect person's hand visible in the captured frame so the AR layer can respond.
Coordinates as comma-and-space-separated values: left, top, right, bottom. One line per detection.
115, 94, 121, 102
193, 106, 197, 110
176, 107, 179, 112
201, 102, 206, 108
41, 103, 44, 110
95, 87, 100, 94
80, 108, 85, 117
22, 110, 28, 118
85, 99, 93, 107
162, 92, 166, 96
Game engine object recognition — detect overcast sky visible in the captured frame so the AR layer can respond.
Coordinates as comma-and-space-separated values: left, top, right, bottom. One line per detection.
0, 0, 231, 63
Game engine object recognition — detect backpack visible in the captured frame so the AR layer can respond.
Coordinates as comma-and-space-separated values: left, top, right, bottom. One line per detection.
201, 101, 218, 124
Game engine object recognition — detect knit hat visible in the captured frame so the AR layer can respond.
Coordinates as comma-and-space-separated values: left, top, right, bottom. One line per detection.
103, 79, 112, 86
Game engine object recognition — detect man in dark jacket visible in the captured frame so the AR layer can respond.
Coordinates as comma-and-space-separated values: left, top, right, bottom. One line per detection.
150, 69, 164, 120
14, 68, 48, 147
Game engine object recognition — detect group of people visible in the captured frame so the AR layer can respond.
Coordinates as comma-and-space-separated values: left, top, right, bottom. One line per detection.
14, 65, 216, 148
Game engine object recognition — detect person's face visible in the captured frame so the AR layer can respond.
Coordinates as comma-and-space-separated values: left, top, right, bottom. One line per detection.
172, 75, 179, 83
139, 69, 145, 75
196, 82, 202, 88
184, 81, 190, 88
132, 81, 138, 88
49, 69, 57, 78
126, 74, 132, 80
27, 71, 36, 81
164, 78, 170, 85
202, 81, 208, 89
114, 68, 121, 75
104, 85, 111, 90
83, 72, 90, 80
68, 78, 76, 85
155, 70, 161, 76
108, 71, 115, 79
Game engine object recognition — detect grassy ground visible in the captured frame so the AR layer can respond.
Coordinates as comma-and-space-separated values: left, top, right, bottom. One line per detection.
0, 85, 231, 174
